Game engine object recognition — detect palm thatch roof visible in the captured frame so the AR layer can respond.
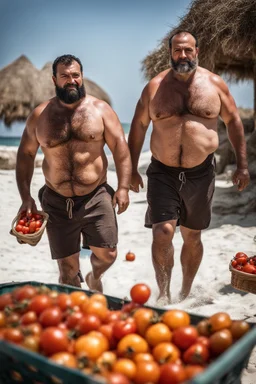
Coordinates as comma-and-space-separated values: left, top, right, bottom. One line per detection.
142, 0, 256, 80
0, 56, 112, 127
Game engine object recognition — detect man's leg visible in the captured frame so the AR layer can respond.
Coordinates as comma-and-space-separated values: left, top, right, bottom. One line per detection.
152, 220, 177, 305
85, 246, 117, 292
179, 226, 203, 301
57, 252, 81, 287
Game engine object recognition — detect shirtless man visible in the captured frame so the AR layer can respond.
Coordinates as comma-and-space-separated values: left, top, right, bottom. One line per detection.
128, 31, 250, 305
16, 54, 131, 290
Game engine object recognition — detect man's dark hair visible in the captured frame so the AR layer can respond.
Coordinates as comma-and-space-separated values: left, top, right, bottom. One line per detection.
52, 54, 83, 77
168, 31, 198, 49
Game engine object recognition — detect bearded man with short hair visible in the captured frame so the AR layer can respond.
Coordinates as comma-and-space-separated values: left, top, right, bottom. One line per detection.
128, 32, 249, 305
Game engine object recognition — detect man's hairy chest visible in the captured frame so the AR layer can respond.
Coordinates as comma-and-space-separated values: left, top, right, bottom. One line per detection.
150, 82, 221, 121
36, 107, 104, 148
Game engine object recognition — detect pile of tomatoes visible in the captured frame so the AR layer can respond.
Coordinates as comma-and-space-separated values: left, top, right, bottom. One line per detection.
15, 212, 44, 235
231, 252, 256, 275
0, 283, 250, 384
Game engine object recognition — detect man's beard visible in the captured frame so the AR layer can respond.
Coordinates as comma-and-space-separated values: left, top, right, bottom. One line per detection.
170, 57, 198, 74
55, 83, 86, 104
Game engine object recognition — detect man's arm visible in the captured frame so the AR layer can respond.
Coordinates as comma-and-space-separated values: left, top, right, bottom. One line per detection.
101, 102, 132, 214
16, 108, 40, 214
215, 75, 250, 191
127, 84, 151, 192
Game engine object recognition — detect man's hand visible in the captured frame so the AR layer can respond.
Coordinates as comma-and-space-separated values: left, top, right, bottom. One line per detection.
129, 172, 144, 193
18, 197, 38, 216
112, 188, 130, 214
232, 168, 250, 191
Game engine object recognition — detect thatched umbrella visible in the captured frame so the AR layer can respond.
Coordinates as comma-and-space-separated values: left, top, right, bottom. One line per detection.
142, 0, 256, 122
0, 56, 111, 127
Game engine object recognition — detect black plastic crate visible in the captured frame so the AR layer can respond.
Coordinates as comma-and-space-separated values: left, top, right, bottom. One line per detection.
0, 281, 255, 384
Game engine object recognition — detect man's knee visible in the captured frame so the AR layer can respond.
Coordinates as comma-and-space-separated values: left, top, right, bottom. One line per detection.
181, 227, 202, 244
93, 248, 117, 264
153, 222, 175, 244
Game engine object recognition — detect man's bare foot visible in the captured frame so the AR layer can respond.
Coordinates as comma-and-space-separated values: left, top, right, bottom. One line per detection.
155, 295, 171, 307
85, 272, 103, 292
178, 290, 190, 302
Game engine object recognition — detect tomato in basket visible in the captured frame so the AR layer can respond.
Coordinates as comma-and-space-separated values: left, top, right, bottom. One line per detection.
15, 213, 44, 235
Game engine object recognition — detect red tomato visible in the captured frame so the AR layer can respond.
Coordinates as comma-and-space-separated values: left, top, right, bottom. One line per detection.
39, 306, 63, 327
28, 294, 53, 314
12, 285, 38, 302
34, 214, 43, 220
20, 311, 38, 325
56, 293, 73, 311
18, 219, 25, 226
159, 363, 187, 384
29, 221, 37, 234
235, 256, 248, 266
40, 327, 70, 355
0, 293, 13, 310
103, 310, 122, 324
15, 224, 23, 232
113, 317, 137, 340
65, 310, 83, 329
35, 220, 42, 229
231, 260, 237, 268
235, 252, 248, 259
126, 251, 136, 262
242, 264, 256, 274
22, 226, 30, 234
76, 314, 101, 335
130, 284, 151, 305
183, 343, 210, 365
172, 326, 199, 350
121, 302, 141, 314
4, 328, 24, 344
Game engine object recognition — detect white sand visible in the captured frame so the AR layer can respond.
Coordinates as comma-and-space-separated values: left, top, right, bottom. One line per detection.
0, 154, 255, 383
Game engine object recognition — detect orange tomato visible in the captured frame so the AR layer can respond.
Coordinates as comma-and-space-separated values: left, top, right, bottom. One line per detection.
83, 300, 108, 321
133, 308, 159, 337
133, 353, 154, 364
152, 342, 180, 364
117, 333, 149, 358
208, 312, 232, 332
145, 323, 172, 347
134, 361, 160, 384
126, 251, 136, 262
50, 352, 77, 368
75, 333, 109, 360
113, 358, 137, 380
70, 291, 89, 308
161, 309, 190, 330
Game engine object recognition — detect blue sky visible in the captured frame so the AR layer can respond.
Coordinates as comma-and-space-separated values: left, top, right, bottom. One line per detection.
0, 0, 253, 136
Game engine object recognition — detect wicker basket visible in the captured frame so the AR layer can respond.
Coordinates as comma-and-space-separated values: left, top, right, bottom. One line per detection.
229, 262, 256, 294
10, 211, 49, 246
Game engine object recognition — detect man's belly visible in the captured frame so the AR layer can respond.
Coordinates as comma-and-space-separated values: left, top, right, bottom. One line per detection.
42, 158, 108, 197
151, 118, 219, 168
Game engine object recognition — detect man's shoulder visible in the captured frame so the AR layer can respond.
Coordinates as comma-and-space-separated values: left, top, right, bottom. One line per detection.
197, 66, 224, 84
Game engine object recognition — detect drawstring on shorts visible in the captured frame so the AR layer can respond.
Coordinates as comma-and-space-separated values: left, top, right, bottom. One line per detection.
179, 171, 186, 191
66, 198, 74, 219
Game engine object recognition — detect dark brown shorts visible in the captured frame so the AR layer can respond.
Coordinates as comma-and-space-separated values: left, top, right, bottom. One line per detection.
145, 154, 216, 230
38, 183, 118, 259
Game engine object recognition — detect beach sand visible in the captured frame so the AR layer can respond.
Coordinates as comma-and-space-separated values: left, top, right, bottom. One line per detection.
0, 154, 255, 383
